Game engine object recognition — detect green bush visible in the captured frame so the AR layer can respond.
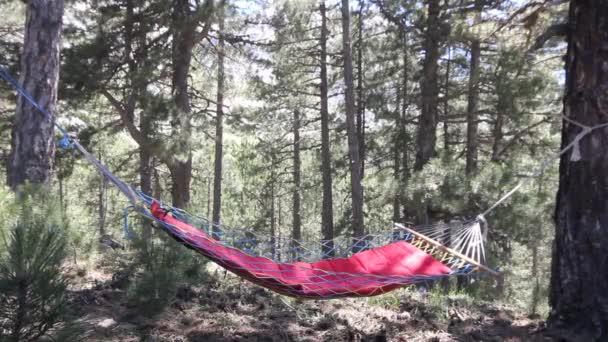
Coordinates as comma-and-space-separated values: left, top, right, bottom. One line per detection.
127, 235, 207, 316
0, 190, 78, 341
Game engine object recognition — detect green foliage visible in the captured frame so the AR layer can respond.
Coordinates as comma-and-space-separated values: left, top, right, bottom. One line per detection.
369, 287, 478, 321
366, 292, 402, 310
126, 236, 208, 317
0, 188, 79, 342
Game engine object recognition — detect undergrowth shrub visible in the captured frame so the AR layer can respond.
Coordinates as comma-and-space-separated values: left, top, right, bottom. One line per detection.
127, 234, 209, 316
0, 187, 80, 341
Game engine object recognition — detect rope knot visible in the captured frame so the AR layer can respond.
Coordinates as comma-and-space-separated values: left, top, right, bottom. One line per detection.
570, 139, 582, 161
570, 126, 593, 162
58, 134, 73, 150
582, 126, 593, 134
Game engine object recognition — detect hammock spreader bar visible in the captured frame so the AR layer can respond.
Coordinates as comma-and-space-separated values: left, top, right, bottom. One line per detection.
149, 202, 453, 298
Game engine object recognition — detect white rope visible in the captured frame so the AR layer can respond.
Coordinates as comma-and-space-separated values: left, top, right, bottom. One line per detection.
481, 119, 608, 218
72, 139, 141, 207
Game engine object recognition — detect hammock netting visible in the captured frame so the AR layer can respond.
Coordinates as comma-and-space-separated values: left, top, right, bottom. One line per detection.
0, 66, 498, 300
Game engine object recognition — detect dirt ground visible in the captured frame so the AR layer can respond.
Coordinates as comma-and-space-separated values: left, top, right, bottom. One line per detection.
64, 262, 561, 342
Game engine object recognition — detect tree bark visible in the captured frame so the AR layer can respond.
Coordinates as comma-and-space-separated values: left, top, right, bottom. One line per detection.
394, 29, 410, 223
207, 177, 211, 218
319, 1, 335, 258
460, 45, 484, 289
492, 78, 506, 161
443, 46, 451, 156
465, 0, 483, 176
98, 153, 108, 236
356, 0, 366, 178
125, 0, 136, 124
400, 31, 410, 219
169, 159, 192, 209
212, 4, 225, 239
292, 109, 302, 259
8, 0, 64, 190
392, 83, 402, 224
125, 0, 153, 242
167, 0, 215, 209
550, 1, 608, 339
341, 0, 365, 248
270, 166, 277, 260
414, 0, 441, 171
140, 128, 153, 241
277, 196, 282, 261
169, 0, 197, 209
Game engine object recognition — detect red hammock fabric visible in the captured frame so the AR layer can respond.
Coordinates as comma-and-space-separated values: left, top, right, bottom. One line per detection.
150, 202, 451, 298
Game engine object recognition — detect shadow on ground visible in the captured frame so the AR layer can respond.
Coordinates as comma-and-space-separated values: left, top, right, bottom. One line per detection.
66, 263, 554, 342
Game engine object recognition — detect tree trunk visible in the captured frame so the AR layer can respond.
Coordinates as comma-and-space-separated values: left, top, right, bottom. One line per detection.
212, 5, 225, 239
124, 0, 154, 241
8, 0, 64, 190
319, 1, 335, 258
207, 177, 211, 218
125, 0, 136, 124
341, 0, 365, 248
465, 0, 483, 176
98, 153, 108, 236
394, 28, 410, 224
443, 46, 451, 156
550, 1, 608, 339
153, 161, 162, 199
270, 175, 276, 260
292, 109, 302, 259
169, 0, 199, 209
414, 0, 441, 171
169, 159, 192, 209
392, 84, 402, 224
139, 84, 153, 242
140, 143, 153, 240
400, 31, 410, 220
103, 0, 214, 211
492, 79, 506, 161
356, 0, 365, 179
277, 198, 282, 261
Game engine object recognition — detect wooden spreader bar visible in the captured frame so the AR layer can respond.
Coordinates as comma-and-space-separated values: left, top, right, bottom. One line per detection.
394, 223, 500, 276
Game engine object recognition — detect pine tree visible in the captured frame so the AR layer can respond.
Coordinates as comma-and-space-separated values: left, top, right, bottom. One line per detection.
319, 0, 335, 257
8, 0, 64, 190
0, 193, 75, 341
212, 1, 226, 239
341, 0, 365, 248
414, 0, 441, 172
550, 0, 608, 339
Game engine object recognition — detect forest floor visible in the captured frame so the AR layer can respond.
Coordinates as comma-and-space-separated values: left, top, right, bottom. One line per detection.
66, 259, 555, 342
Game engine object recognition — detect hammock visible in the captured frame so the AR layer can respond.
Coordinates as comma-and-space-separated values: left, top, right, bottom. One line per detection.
149, 202, 454, 298
0, 66, 498, 299
130, 192, 496, 298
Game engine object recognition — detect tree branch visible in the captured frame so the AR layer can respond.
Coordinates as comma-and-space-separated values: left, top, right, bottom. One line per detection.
100, 89, 146, 147
529, 23, 568, 51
